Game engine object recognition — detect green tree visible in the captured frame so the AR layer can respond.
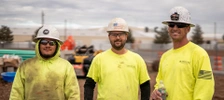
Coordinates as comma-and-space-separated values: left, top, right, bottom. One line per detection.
191, 24, 204, 44
32, 26, 43, 42
0, 25, 13, 47
153, 26, 171, 44
126, 29, 135, 43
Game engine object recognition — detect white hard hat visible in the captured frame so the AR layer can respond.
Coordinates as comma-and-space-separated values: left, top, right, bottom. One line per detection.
162, 6, 195, 27
34, 25, 63, 44
107, 18, 129, 33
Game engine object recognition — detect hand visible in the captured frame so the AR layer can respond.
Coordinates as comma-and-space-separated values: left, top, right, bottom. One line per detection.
151, 89, 163, 100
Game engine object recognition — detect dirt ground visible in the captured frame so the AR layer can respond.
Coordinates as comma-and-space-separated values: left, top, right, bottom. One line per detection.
1, 70, 224, 100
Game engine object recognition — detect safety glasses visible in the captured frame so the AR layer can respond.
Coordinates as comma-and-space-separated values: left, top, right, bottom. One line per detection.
109, 32, 127, 37
168, 22, 189, 28
40, 40, 56, 46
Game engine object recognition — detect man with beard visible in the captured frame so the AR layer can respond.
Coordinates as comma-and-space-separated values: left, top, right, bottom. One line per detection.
151, 6, 214, 100
84, 18, 150, 100
9, 25, 80, 100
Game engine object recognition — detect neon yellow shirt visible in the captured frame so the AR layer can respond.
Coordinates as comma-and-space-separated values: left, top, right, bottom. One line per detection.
87, 49, 150, 100
9, 40, 80, 100
155, 42, 214, 100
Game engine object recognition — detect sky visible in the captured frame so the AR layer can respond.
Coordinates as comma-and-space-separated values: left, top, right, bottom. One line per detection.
0, 0, 224, 34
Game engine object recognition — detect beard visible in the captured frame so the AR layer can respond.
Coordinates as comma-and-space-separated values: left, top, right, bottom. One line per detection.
110, 39, 126, 50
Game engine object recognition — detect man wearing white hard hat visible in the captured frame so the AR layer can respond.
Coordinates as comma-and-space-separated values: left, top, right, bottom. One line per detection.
84, 18, 151, 100
151, 6, 214, 100
9, 25, 80, 100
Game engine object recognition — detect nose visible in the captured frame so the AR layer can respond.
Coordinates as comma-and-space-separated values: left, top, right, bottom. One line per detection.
172, 25, 179, 29
115, 35, 120, 38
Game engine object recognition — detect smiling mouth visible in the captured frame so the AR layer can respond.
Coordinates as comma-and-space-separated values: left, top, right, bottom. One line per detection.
115, 41, 121, 44
172, 32, 180, 36
44, 49, 52, 51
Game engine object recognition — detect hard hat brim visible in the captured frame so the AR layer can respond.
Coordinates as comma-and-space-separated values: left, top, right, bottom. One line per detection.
34, 37, 63, 44
107, 30, 129, 34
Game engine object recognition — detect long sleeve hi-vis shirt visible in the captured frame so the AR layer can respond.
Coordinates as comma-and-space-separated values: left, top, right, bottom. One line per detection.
9, 40, 80, 100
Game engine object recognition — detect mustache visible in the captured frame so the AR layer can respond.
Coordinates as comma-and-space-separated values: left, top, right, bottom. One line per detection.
114, 40, 121, 42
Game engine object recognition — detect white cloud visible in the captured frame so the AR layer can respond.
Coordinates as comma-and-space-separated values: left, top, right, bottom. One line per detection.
0, 0, 223, 34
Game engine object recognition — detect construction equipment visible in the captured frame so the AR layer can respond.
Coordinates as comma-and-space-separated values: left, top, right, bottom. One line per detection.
67, 45, 102, 77
82, 49, 103, 76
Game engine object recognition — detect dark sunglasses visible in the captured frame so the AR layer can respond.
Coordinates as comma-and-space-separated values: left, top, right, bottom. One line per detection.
168, 23, 189, 28
40, 40, 56, 46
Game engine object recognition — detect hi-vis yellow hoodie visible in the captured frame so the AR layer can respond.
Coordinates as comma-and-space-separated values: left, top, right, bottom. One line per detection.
9, 40, 80, 100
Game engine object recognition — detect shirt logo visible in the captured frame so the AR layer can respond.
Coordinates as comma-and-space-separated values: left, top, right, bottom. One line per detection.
127, 65, 135, 68
179, 60, 190, 64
